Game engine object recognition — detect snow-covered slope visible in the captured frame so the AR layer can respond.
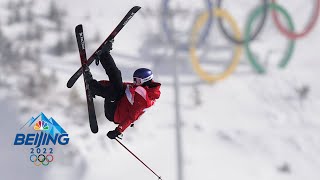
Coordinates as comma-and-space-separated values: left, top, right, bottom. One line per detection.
1, 0, 320, 180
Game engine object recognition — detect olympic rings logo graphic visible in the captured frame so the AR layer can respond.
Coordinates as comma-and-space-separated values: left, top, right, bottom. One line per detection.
161, 0, 320, 83
30, 154, 54, 166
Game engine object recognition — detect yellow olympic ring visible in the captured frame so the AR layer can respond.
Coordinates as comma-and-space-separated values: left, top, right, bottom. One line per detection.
34, 160, 42, 166
189, 9, 242, 83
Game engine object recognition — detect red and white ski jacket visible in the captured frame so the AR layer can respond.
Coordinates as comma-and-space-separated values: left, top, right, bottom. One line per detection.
114, 82, 161, 133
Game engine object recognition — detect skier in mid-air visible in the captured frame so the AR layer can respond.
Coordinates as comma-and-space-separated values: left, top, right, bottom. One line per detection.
86, 40, 161, 139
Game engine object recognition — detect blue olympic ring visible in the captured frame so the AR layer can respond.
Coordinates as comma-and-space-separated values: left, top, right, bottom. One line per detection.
30, 154, 37, 162
161, 0, 213, 50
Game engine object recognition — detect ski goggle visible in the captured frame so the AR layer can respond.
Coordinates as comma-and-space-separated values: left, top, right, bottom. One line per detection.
133, 74, 153, 86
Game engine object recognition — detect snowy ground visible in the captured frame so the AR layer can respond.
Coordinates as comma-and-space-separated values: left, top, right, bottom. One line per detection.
1, 0, 320, 180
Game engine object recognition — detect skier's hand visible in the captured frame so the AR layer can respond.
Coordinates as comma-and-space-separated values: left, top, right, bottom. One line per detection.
101, 39, 114, 54
98, 39, 114, 56
88, 79, 101, 97
107, 128, 122, 139
83, 70, 93, 80
95, 39, 114, 65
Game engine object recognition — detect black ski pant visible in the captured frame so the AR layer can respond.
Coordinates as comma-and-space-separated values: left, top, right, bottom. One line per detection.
99, 53, 125, 122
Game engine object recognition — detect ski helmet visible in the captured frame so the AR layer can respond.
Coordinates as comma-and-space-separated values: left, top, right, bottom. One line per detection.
133, 68, 153, 86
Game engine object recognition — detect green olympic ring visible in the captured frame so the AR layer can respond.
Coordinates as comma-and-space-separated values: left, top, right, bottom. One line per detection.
244, 3, 296, 73
42, 159, 50, 166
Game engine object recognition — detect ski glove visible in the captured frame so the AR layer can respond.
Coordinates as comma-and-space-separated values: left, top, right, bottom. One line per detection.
101, 39, 114, 53
88, 79, 104, 97
83, 69, 93, 81
95, 39, 114, 65
107, 128, 122, 139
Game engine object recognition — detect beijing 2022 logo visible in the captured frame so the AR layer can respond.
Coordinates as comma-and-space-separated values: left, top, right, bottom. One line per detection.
13, 112, 69, 166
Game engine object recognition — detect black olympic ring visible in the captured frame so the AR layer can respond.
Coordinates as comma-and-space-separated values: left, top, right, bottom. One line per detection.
161, 0, 213, 50
217, 0, 269, 44
38, 154, 46, 162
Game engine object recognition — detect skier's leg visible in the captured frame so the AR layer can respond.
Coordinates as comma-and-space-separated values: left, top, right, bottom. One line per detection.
89, 79, 118, 122
104, 100, 117, 122
99, 53, 125, 99
97, 42, 124, 123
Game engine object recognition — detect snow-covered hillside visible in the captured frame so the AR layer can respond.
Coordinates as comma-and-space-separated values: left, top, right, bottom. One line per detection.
1, 0, 320, 180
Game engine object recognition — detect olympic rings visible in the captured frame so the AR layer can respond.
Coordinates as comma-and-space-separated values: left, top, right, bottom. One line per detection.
217, 0, 269, 44
244, 3, 296, 73
161, 0, 213, 50
29, 154, 54, 166
271, 0, 320, 39
190, 8, 242, 82
160, 0, 318, 83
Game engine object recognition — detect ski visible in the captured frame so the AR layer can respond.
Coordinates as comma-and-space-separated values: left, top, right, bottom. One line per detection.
75, 24, 98, 134
67, 6, 141, 88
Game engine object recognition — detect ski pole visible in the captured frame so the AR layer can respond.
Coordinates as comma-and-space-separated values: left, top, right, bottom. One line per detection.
115, 139, 162, 180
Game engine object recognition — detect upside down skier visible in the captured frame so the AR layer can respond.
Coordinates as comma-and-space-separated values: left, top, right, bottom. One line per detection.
87, 40, 161, 139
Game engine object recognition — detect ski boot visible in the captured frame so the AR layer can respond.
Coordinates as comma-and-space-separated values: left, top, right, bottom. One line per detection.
95, 39, 114, 65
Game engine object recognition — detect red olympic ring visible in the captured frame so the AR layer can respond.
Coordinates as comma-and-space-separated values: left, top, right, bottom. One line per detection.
271, 0, 320, 39
46, 154, 54, 162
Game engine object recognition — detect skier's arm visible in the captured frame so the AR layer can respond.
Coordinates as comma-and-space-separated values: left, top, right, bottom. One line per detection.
117, 93, 147, 133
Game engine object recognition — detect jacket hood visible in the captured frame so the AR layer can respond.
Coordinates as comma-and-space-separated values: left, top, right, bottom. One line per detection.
145, 82, 161, 100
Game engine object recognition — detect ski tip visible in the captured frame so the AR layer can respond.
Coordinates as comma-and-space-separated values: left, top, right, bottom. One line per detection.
66, 77, 76, 88
91, 128, 98, 134
132, 6, 141, 11
75, 24, 83, 32
66, 82, 72, 88
91, 126, 99, 134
